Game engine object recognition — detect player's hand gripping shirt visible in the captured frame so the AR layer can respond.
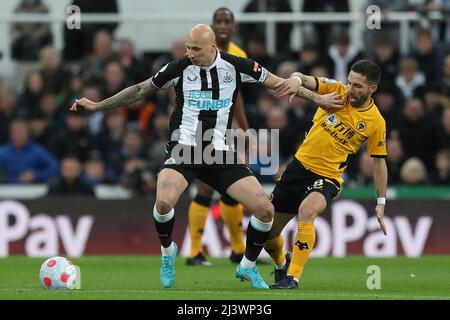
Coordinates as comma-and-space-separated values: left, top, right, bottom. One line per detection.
295, 77, 387, 186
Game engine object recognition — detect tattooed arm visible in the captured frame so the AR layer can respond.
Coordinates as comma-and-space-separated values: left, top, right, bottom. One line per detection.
70, 78, 157, 112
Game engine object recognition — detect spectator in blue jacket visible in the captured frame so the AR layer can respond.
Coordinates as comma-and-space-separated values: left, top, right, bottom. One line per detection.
0, 119, 59, 184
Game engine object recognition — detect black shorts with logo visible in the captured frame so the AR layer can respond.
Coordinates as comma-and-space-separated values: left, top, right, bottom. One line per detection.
160, 144, 254, 196
271, 158, 340, 215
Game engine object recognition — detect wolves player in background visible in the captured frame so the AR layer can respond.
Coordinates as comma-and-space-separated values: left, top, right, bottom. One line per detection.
265, 59, 388, 289
71, 24, 342, 289
186, 7, 249, 267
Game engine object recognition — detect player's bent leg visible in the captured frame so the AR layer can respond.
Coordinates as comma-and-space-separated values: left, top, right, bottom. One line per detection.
220, 194, 245, 263
187, 180, 214, 265
271, 192, 327, 289
227, 176, 274, 289
154, 168, 189, 288
226, 175, 274, 223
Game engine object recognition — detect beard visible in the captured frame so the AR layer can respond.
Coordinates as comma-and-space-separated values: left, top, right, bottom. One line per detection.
350, 93, 370, 108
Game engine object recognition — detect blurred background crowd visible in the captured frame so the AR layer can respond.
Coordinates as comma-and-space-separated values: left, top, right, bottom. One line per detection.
0, 0, 449, 197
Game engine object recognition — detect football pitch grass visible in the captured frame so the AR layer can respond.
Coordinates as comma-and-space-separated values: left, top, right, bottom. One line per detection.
0, 256, 449, 300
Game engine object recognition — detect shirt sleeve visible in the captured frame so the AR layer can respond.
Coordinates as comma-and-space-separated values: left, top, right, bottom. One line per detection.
314, 77, 345, 95
240, 59, 269, 83
151, 60, 182, 89
223, 53, 268, 84
367, 119, 387, 158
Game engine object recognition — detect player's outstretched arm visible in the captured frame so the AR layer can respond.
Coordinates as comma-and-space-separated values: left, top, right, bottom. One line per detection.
373, 157, 388, 236
263, 73, 343, 111
70, 78, 157, 113
291, 71, 317, 90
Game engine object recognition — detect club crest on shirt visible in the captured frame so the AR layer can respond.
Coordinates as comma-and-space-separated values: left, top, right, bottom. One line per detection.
356, 121, 367, 132
223, 72, 233, 83
326, 113, 338, 126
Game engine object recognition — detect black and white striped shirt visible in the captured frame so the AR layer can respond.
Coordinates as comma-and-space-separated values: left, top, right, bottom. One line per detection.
151, 51, 268, 151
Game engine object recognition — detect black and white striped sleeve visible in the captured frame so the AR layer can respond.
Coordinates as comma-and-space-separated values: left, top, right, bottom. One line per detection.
151, 57, 189, 89
221, 52, 269, 84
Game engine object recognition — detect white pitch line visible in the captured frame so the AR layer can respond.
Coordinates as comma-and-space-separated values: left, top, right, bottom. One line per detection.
0, 289, 448, 300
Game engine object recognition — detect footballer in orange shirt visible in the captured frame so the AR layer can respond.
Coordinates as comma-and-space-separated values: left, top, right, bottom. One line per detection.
265, 59, 388, 289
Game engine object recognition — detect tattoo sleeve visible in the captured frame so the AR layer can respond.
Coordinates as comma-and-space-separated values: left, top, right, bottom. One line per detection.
95, 79, 156, 112
297, 86, 319, 104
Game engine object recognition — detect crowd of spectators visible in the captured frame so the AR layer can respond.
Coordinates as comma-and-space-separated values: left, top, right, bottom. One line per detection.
0, 0, 449, 197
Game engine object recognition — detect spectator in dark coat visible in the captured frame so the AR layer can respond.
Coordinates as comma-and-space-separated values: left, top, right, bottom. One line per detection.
48, 112, 97, 162
63, 0, 119, 60
409, 27, 444, 83
397, 98, 439, 172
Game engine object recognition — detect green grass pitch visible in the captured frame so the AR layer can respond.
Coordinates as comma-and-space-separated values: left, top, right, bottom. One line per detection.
0, 256, 449, 300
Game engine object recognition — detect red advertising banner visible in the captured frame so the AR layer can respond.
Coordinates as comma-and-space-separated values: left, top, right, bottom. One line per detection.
0, 197, 448, 257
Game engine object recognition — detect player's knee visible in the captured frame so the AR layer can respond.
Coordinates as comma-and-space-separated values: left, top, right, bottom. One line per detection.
155, 198, 174, 214
298, 206, 318, 223
253, 200, 274, 222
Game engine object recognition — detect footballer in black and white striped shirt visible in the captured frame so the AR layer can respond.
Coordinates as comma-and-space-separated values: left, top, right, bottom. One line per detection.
70, 24, 341, 290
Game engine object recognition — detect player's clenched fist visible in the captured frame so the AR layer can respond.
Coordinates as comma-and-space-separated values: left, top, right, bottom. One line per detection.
70, 98, 98, 112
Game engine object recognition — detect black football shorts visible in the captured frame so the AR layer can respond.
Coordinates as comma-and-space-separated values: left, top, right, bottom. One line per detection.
271, 158, 340, 215
160, 144, 254, 196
